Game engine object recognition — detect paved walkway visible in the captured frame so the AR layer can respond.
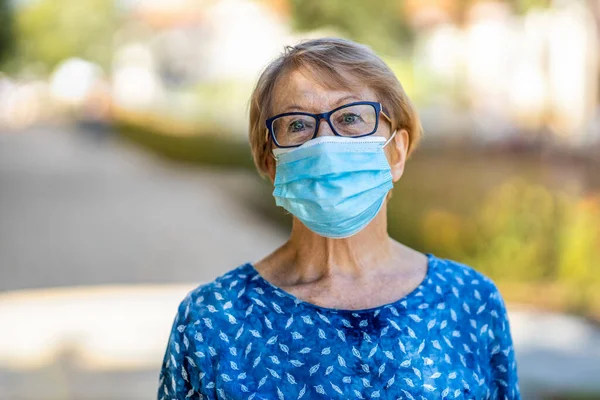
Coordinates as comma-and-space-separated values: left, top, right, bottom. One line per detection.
0, 124, 286, 291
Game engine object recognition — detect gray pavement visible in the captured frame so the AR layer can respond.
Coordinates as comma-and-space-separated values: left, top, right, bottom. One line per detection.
0, 123, 287, 291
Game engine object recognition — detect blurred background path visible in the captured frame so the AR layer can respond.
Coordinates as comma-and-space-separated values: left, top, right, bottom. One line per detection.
0, 123, 285, 291
1, 124, 599, 399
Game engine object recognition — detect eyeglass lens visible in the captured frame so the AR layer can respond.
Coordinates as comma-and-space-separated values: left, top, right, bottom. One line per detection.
272, 104, 377, 147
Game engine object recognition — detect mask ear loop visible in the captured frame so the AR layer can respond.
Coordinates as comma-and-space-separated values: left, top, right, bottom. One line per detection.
383, 130, 397, 148
265, 128, 278, 160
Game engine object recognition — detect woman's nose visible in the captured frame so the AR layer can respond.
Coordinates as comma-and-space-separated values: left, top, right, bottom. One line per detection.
315, 119, 336, 137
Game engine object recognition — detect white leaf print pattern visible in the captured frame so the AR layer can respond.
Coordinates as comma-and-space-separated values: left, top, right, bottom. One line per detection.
157, 255, 521, 400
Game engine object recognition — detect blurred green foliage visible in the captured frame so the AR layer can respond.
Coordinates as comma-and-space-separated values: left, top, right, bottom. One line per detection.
0, 0, 15, 67
512, 0, 552, 15
289, 0, 413, 55
416, 178, 600, 318
288, 0, 551, 54
116, 117, 255, 169
13, 0, 116, 73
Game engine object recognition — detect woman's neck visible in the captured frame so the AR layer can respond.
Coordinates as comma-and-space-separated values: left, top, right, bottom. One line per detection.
284, 205, 395, 283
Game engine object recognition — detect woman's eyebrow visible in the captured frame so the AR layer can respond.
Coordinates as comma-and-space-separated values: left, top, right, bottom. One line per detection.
280, 95, 362, 114
333, 95, 361, 107
281, 104, 305, 113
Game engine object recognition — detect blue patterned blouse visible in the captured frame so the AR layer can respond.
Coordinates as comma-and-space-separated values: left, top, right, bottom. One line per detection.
157, 253, 521, 400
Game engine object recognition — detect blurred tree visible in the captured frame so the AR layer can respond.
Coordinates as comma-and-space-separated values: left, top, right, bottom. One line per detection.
15, 0, 116, 73
0, 0, 15, 67
288, 0, 413, 55
415, 175, 600, 318
511, 0, 551, 15
450, 0, 551, 24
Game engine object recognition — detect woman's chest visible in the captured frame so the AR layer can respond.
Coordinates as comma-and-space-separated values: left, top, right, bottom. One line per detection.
203, 309, 493, 400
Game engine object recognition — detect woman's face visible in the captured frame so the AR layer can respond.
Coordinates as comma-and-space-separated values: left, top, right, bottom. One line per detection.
266, 67, 409, 183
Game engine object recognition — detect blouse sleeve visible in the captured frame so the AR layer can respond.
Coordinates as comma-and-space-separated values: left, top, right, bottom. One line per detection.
157, 293, 211, 400
487, 285, 522, 400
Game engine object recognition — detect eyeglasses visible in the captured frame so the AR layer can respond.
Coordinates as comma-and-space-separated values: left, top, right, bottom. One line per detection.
265, 101, 392, 148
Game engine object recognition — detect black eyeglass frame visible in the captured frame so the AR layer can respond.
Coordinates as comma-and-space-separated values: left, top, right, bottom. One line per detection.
265, 101, 392, 148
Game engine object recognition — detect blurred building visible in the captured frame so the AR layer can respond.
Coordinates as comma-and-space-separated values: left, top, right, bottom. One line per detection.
409, 0, 600, 146
111, 0, 292, 134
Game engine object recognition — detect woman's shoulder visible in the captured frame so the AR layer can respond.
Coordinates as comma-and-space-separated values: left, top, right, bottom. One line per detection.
170, 263, 255, 327
430, 254, 506, 306
428, 254, 512, 341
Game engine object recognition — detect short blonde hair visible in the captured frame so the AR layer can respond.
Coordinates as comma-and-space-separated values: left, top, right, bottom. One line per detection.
248, 37, 423, 177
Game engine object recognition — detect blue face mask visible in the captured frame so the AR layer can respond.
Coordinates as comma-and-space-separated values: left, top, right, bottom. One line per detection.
272, 132, 397, 239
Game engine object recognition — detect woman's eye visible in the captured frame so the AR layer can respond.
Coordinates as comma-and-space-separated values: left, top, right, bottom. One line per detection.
340, 113, 360, 124
289, 120, 306, 132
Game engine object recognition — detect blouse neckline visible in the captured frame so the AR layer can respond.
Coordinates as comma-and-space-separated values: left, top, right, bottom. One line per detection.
245, 252, 435, 315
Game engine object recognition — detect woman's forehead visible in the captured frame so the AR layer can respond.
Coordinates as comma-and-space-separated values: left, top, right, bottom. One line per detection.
270, 68, 377, 114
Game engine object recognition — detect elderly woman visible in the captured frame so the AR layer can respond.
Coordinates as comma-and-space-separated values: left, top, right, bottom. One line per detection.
158, 37, 521, 400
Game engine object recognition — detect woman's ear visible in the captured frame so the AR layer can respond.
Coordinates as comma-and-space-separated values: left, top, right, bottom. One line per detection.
388, 129, 409, 183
